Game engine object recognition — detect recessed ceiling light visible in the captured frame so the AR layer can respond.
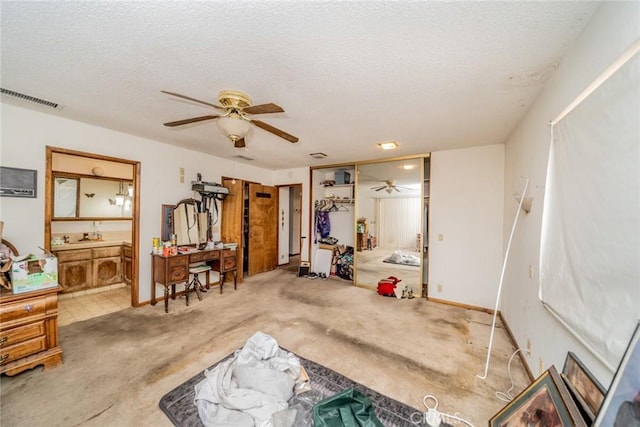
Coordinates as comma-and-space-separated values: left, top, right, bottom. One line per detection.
377, 141, 398, 150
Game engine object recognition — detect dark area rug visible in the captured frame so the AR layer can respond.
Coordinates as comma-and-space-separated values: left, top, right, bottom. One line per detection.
160, 349, 422, 426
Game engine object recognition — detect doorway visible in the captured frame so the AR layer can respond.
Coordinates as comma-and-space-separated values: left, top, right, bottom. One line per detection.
221, 178, 279, 279
44, 146, 140, 322
277, 184, 302, 273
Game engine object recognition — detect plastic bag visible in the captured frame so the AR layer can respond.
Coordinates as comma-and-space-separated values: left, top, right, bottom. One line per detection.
312, 387, 383, 427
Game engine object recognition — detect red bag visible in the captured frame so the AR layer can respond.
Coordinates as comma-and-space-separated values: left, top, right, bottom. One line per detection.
377, 276, 402, 296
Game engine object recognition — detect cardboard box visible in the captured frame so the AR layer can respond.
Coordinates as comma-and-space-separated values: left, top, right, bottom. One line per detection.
11, 254, 58, 294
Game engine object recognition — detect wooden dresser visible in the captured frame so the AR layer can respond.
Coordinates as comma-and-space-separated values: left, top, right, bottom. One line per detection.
0, 286, 63, 376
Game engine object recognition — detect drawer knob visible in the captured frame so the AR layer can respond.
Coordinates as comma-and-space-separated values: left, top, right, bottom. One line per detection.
0, 354, 8, 364
24, 304, 34, 312
0, 336, 7, 346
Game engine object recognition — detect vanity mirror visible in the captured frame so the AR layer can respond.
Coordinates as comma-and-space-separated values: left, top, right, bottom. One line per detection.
52, 173, 133, 220
355, 158, 424, 296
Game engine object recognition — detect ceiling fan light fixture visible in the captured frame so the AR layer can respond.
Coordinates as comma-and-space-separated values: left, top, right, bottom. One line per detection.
377, 141, 398, 150
217, 112, 250, 142
385, 187, 393, 194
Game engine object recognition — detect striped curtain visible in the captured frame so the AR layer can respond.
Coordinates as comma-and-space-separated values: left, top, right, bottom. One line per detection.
375, 197, 421, 250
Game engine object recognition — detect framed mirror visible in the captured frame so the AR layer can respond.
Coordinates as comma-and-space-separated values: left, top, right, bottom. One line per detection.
355, 158, 423, 296
172, 199, 209, 247
52, 173, 133, 220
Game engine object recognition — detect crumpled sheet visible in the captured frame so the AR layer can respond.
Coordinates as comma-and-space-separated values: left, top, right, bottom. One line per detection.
194, 331, 301, 427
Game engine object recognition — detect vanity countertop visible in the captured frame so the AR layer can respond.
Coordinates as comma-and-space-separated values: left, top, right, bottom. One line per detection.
51, 240, 131, 251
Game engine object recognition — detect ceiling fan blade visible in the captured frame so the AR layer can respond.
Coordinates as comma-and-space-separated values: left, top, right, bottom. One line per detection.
234, 138, 246, 149
251, 119, 299, 143
393, 187, 401, 192
372, 187, 385, 191
243, 103, 284, 115
161, 90, 224, 110
163, 114, 220, 127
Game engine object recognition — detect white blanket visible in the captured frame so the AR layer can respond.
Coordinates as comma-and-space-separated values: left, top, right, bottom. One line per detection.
194, 332, 301, 427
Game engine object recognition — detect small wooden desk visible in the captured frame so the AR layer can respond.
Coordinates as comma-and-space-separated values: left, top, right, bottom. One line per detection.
151, 248, 237, 313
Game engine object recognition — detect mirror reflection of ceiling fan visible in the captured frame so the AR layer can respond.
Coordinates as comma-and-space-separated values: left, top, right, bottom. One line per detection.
371, 180, 411, 193
161, 89, 299, 148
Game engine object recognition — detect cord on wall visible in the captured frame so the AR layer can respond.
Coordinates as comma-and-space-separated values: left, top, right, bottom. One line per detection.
477, 177, 529, 380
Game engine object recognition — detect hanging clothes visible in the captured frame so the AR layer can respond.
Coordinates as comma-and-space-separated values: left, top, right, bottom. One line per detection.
315, 210, 331, 242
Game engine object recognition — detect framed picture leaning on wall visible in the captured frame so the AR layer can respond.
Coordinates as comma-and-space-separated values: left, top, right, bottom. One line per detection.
561, 351, 606, 422
490, 365, 586, 427
594, 321, 640, 426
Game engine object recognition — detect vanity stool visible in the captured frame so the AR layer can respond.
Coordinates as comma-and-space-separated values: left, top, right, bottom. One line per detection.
185, 264, 211, 306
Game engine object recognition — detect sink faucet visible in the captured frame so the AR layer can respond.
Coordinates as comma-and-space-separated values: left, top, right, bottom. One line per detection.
63, 235, 70, 243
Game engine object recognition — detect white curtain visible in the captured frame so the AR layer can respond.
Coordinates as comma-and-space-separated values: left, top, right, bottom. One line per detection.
376, 197, 421, 250
540, 48, 640, 368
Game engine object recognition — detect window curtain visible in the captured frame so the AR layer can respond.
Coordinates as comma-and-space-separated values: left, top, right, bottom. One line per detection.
375, 197, 421, 250
540, 46, 639, 368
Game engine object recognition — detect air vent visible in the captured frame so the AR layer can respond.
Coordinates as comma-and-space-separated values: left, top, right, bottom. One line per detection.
232, 155, 255, 161
0, 88, 62, 109
310, 152, 327, 159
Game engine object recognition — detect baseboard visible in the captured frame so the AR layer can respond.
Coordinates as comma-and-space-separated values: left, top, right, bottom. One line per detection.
499, 311, 535, 382
426, 296, 494, 314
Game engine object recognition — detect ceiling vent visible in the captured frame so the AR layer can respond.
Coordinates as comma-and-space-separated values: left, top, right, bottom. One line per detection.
309, 152, 327, 159
232, 154, 255, 161
0, 88, 63, 110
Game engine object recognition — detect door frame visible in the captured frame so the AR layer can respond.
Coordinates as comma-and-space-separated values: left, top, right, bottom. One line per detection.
44, 146, 141, 306
276, 183, 303, 267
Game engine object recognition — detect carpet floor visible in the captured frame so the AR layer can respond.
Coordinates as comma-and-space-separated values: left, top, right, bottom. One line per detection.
0, 268, 530, 426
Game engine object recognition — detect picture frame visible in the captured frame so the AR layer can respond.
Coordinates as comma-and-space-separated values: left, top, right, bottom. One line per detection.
161, 204, 175, 242
490, 365, 586, 427
561, 351, 606, 422
593, 320, 640, 426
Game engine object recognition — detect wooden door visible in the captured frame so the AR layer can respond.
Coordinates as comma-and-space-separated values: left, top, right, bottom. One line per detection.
247, 183, 278, 275
221, 178, 245, 282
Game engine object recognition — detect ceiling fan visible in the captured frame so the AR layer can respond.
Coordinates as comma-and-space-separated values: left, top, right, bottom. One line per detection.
162, 89, 298, 148
371, 180, 411, 194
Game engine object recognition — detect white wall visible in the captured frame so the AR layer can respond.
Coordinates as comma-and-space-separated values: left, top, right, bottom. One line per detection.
429, 144, 505, 309
502, 1, 640, 383
0, 103, 273, 302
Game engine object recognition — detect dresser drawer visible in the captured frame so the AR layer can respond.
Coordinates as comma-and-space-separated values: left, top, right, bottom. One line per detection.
0, 322, 45, 348
169, 265, 188, 282
93, 246, 122, 258
55, 249, 92, 262
223, 254, 236, 270
122, 245, 132, 258
190, 251, 218, 263
0, 298, 47, 324
0, 336, 47, 365
167, 256, 188, 267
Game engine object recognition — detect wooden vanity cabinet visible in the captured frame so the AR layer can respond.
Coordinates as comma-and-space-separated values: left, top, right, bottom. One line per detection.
54, 245, 125, 292
93, 246, 122, 288
0, 286, 63, 376
122, 245, 132, 285
55, 249, 92, 292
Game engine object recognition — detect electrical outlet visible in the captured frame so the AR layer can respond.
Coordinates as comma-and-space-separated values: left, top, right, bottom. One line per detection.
529, 264, 534, 279
438, 233, 443, 241
437, 284, 443, 293
526, 339, 532, 356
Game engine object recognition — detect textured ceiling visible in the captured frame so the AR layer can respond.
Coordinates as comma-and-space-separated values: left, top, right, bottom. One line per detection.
0, 1, 599, 170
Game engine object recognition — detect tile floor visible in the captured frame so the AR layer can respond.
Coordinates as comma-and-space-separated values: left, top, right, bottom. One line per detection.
58, 284, 131, 326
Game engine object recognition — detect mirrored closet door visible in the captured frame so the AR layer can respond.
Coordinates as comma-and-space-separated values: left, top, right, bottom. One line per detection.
355, 158, 424, 297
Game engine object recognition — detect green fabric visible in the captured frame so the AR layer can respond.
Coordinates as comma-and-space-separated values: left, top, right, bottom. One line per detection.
312, 387, 384, 427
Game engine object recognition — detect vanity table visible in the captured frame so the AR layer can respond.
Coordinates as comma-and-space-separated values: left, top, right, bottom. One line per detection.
150, 248, 237, 313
